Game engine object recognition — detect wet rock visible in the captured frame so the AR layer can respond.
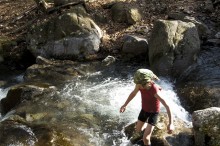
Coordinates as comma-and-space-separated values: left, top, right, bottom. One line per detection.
0, 118, 38, 146
204, 0, 214, 12
207, 38, 220, 46
124, 113, 193, 146
0, 83, 56, 114
0, 115, 92, 146
26, 113, 48, 122
101, 55, 116, 66
176, 47, 220, 113
24, 56, 110, 85
74, 113, 99, 129
23, 56, 81, 85
215, 32, 220, 38
192, 107, 220, 146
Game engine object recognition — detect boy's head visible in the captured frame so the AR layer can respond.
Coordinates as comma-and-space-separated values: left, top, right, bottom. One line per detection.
133, 69, 159, 86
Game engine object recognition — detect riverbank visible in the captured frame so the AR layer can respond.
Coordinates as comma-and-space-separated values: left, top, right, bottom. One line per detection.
0, 0, 219, 70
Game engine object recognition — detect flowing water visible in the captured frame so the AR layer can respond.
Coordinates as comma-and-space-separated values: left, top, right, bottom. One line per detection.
60, 64, 192, 145
0, 74, 24, 119
0, 63, 191, 146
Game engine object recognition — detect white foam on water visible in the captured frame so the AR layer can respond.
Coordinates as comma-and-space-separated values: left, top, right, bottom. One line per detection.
0, 74, 23, 120
157, 78, 191, 123
0, 87, 8, 100
0, 87, 9, 119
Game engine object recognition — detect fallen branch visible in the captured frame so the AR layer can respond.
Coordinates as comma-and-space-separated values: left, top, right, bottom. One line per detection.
47, 1, 85, 14
11, 6, 37, 23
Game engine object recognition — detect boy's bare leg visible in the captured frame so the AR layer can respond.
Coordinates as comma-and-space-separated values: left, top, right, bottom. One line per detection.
143, 123, 154, 146
135, 120, 147, 132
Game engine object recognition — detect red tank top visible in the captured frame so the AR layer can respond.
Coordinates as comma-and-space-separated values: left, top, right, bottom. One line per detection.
139, 83, 161, 113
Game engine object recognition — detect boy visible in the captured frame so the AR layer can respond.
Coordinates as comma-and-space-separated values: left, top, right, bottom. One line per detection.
120, 69, 174, 146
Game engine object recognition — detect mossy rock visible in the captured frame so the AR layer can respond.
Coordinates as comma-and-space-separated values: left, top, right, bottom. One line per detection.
125, 113, 193, 146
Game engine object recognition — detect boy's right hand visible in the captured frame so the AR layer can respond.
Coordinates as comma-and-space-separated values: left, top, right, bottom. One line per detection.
167, 123, 175, 134
120, 105, 126, 113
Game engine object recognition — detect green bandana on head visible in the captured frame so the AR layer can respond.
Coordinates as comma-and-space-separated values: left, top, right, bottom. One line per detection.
133, 69, 159, 85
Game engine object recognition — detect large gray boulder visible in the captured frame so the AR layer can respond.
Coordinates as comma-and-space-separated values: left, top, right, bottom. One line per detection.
27, 5, 102, 60
168, 13, 211, 38
149, 19, 200, 78
192, 107, 220, 146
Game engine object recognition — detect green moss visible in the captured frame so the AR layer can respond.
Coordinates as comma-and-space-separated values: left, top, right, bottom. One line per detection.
54, 132, 72, 146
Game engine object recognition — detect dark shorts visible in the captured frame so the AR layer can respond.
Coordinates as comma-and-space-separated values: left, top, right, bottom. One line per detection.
138, 109, 159, 126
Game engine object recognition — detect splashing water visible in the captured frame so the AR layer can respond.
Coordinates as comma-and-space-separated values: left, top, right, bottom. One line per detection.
0, 74, 23, 120
0, 87, 9, 119
157, 78, 191, 123
0, 73, 23, 100
0, 88, 8, 100
61, 68, 191, 145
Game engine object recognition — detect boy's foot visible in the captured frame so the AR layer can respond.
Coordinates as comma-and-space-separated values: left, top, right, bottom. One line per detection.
135, 139, 152, 146
135, 139, 145, 146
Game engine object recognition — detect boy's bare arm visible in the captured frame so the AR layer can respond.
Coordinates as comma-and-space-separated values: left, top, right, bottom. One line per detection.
120, 84, 140, 113
155, 92, 174, 133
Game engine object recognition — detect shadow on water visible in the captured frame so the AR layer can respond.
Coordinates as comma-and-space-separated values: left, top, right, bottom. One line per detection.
0, 64, 24, 89
0, 64, 24, 102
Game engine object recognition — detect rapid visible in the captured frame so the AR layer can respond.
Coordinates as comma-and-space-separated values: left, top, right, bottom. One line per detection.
0, 63, 191, 145
59, 64, 191, 145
